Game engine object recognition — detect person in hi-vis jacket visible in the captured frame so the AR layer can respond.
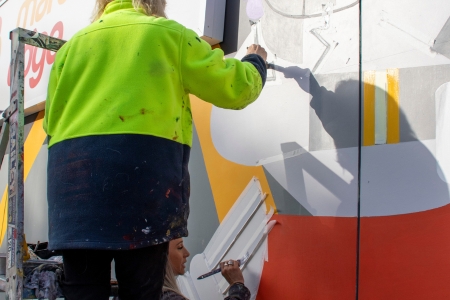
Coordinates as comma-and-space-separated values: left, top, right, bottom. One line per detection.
43, 0, 267, 299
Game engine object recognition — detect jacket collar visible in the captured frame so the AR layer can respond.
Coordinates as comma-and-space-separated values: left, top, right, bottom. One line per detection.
104, 0, 144, 15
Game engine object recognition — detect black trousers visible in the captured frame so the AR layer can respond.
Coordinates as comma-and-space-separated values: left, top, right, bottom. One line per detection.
62, 243, 168, 300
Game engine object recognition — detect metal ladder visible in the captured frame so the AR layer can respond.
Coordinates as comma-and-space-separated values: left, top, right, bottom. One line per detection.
0, 28, 65, 300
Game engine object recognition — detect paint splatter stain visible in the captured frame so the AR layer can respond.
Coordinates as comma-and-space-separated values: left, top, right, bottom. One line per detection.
195, 37, 201, 43
142, 227, 151, 234
165, 189, 171, 198
166, 230, 171, 236
119, 116, 125, 122
172, 131, 179, 140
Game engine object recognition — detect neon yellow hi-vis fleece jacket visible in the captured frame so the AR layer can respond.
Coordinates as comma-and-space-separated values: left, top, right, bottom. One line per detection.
43, 0, 264, 148
43, 0, 266, 251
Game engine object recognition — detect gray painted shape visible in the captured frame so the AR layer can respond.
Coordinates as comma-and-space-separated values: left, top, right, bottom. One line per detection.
399, 64, 450, 142
309, 72, 360, 151
24, 146, 49, 244
360, 140, 449, 216
433, 17, 450, 59
237, 0, 252, 50
263, 166, 312, 216
261, 0, 304, 64
185, 124, 219, 268
263, 145, 359, 217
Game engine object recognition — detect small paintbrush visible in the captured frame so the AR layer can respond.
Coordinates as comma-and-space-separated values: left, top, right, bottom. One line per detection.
197, 252, 250, 280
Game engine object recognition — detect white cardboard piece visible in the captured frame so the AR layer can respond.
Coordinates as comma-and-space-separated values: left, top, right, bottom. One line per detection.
178, 178, 274, 300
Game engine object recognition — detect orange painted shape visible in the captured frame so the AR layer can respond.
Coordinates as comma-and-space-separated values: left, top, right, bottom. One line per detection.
190, 96, 277, 222
257, 215, 358, 300
386, 69, 400, 144
359, 204, 450, 299
363, 71, 376, 146
24, 110, 46, 180
0, 190, 7, 243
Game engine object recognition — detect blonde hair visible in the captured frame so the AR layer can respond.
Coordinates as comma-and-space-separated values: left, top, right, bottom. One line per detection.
92, 0, 167, 22
163, 261, 188, 299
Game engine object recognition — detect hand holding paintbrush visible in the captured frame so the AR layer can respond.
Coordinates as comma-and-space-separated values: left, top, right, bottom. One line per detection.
197, 252, 250, 280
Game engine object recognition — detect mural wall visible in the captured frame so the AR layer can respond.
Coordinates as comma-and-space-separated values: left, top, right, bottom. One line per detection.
359, 0, 450, 299
0, 0, 449, 299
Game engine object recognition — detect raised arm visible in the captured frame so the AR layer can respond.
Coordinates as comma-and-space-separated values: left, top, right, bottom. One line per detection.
180, 28, 267, 110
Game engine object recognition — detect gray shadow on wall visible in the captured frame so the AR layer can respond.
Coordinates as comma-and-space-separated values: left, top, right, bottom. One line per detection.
185, 124, 219, 268
272, 66, 450, 217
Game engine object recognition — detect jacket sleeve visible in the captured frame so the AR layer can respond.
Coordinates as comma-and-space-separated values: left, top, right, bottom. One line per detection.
179, 28, 265, 110
225, 283, 251, 300
43, 61, 57, 135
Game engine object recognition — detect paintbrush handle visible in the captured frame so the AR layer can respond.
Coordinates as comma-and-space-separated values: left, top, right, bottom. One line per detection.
197, 259, 243, 280
197, 267, 222, 280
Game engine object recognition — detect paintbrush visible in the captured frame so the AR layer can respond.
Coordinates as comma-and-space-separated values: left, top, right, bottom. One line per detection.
197, 252, 250, 280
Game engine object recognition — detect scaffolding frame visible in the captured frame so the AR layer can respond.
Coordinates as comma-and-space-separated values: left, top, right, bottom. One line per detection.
0, 28, 65, 300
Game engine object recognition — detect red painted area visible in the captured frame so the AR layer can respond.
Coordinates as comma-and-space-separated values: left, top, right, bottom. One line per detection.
359, 204, 450, 299
257, 215, 357, 300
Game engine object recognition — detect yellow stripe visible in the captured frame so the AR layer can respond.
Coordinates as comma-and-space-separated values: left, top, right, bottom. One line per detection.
363, 71, 376, 146
0, 110, 47, 242
386, 69, 400, 144
0, 190, 7, 244
24, 111, 46, 180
